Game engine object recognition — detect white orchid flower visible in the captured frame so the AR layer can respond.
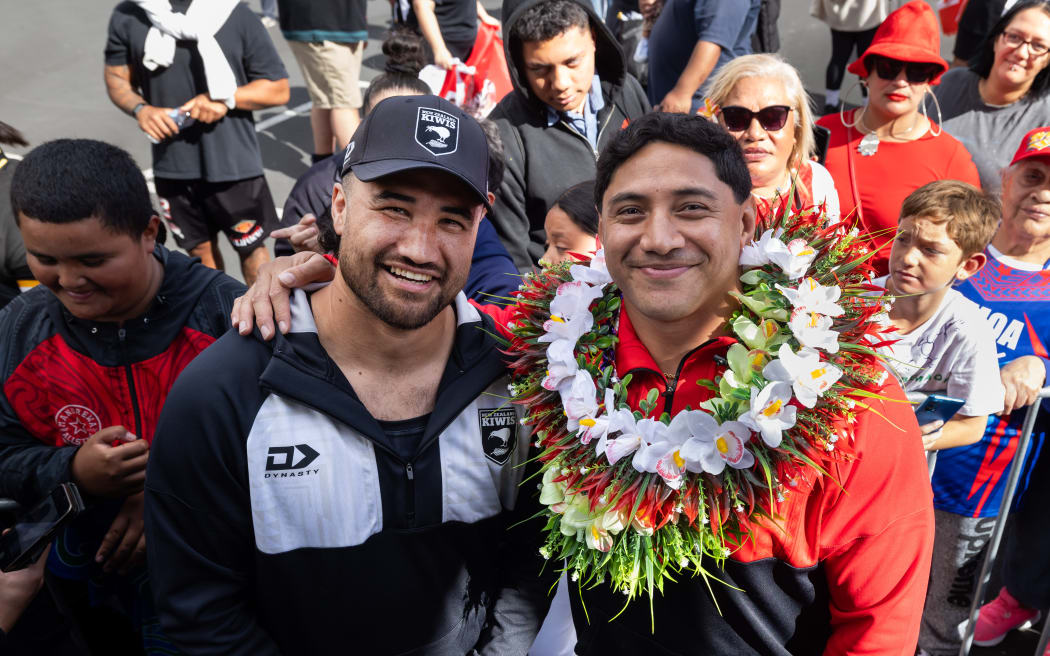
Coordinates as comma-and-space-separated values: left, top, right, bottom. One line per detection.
739, 381, 797, 448
603, 414, 662, 466
788, 309, 840, 353
579, 387, 616, 445
541, 339, 579, 391
594, 408, 638, 459
739, 228, 787, 267
776, 277, 845, 317
549, 280, 604, 322
762, 344, 843, 408
560, 370, 599, 432
570, 248, 613, 287
768, 238, 818, 280
672, 411, 754, 474
585, 520, 614, 552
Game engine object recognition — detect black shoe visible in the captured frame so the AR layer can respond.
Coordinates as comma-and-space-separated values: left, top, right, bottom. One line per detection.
823, 103, 837, 116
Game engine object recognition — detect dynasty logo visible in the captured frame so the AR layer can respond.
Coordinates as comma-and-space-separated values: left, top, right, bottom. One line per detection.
265, 443, 320, 478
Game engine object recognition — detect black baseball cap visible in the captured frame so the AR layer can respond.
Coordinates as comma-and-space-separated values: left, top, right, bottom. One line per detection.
338, 95, 491, 209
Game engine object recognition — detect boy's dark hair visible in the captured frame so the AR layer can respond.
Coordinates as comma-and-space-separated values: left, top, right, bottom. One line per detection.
11, 138, 155, 237
553, 180, 598, 236
899, 180, 1000, 259
362, 26, 432, 115
595, 112, 752, 209
509, 0, 590, 44
970, 1, 1050, 100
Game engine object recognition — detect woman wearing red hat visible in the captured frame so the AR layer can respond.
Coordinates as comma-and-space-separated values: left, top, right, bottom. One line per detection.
933, 1, 1050, 194
817, 0, 980, 276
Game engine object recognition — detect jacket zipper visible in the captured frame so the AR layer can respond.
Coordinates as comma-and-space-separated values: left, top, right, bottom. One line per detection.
117, 328, 143, 436
405, 462, 415, 526
559, 108, 617, 160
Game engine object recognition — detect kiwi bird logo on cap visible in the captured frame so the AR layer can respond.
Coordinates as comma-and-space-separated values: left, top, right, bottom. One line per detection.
415, 107, 459, 156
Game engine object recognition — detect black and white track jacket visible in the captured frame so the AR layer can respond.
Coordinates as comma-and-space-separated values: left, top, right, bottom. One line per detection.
144, 290, 552, 655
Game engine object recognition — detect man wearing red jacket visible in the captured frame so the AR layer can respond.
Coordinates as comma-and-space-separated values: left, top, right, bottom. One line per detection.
234, 111, 935, 655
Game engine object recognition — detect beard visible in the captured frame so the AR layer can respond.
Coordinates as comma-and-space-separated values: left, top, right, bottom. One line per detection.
338, 246, 464, 330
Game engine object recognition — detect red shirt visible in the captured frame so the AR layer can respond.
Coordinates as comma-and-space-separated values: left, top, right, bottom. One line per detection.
482, 299, 935, 654
817, 109, 980, 275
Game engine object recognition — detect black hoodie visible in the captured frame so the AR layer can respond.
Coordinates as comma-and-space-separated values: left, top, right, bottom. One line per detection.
489, 0, 650, 270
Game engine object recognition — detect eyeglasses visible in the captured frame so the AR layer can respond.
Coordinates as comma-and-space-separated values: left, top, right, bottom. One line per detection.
1000, 30, 1050, 56
867, 56, 941, 84
720, 105, 792, 132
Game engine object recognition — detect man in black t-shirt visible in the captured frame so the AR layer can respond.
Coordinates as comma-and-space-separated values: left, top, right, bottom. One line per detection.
398, 0, 500, 68
104, 0, 290, 285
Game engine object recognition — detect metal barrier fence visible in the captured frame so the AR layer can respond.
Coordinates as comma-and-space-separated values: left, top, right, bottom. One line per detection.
957, 387, 1050, 656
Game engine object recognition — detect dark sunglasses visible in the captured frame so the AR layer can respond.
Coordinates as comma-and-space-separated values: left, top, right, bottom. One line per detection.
866, 56, 941, 83
720, 105, 792, 132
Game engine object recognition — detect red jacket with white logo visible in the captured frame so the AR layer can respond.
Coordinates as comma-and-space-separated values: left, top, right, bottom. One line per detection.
483, 301, 935, 655
0, 247, 244, 504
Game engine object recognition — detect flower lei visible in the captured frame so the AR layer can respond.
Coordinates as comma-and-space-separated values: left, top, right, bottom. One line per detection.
503, 204, 895, 607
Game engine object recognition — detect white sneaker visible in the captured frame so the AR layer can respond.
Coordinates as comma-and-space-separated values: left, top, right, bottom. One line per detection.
261, 16, 278, 29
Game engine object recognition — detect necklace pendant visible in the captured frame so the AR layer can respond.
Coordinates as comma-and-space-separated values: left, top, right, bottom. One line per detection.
857, 132, 879, 156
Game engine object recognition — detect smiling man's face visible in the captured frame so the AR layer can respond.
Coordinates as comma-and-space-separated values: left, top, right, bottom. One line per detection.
331, 169, 482, 330
599, 141, 755, 325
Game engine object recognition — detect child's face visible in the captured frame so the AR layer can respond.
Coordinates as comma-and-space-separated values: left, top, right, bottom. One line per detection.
541, 205, 597, 265
888, 216, 972, 295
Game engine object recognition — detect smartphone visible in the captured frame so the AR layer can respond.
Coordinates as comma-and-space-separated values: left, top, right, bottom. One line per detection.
914, 394, 967, 426
0, 483, 84, 572
813, 125, 831, 165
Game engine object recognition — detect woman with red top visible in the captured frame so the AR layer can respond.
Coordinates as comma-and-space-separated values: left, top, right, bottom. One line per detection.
817, 0, 980, 275
708, 54, 841, 224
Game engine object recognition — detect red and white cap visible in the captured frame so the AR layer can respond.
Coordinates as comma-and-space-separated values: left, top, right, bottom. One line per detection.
1010, 126, 1050, 166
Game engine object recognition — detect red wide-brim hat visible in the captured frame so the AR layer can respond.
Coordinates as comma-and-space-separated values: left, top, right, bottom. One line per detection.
847, 0, 949, 85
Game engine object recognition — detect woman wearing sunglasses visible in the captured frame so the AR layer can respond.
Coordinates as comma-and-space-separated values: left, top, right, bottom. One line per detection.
707, 53, 840, 223
933, 0, 1050, 193
817, 0, 979, 275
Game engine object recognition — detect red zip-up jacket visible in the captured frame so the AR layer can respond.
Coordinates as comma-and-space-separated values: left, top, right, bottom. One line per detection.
483, 301, 935, 655
0, 246, 244, 505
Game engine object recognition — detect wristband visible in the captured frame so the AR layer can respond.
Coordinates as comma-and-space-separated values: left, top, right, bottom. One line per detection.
132, 102, 146, 117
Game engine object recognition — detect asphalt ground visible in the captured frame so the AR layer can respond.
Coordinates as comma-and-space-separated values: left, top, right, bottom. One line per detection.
0, 1, 1043, 653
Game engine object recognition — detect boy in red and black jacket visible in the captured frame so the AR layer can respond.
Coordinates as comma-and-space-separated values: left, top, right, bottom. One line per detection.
0, 139, 244, 651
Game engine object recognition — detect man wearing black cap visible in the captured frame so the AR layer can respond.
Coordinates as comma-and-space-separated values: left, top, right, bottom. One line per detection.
143, 96, 551, 655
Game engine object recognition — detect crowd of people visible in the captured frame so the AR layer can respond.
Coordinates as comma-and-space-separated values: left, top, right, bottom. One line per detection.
0, 0, 1048, 655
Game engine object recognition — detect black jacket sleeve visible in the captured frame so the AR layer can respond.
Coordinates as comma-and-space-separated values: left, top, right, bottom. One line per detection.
144, 333, 280, 655
0, 396, 77, 505
474, 453, 558, 654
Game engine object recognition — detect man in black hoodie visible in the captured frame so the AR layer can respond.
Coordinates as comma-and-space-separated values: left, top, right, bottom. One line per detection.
490, 0, 649, 271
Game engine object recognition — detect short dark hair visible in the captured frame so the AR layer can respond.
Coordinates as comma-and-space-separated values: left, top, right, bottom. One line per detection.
11, 138, 155, 237
970, 1, 1050, 100
553, 181, 598, 236
594, 112, 752, 210
509, 0, 590, 44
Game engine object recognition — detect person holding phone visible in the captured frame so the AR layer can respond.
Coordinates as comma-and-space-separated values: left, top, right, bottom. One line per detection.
871, 180, 1008, 656
706, 53, 840, 223
0, 139, 245, 652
